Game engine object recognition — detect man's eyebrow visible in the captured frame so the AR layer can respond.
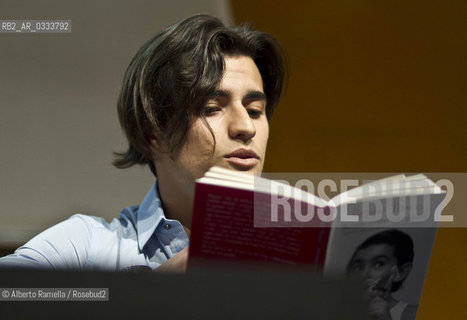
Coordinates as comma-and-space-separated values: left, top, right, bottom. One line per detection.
208, 90, 267, 102
371, 255, 390, 261
244, 90, 267, 102
209, 90, 230, 99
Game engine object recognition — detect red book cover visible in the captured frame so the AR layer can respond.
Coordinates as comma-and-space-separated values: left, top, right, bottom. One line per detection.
188, 181, 331, 268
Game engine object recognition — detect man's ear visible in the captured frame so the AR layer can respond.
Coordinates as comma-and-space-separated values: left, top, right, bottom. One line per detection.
395, 262, 412, 282
148, 134, 169, 158
149, 134, 160, 152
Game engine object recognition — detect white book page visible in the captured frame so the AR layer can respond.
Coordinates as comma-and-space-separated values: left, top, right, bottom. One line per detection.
331, 175, 443, 206
196, 177, 255, 191
199, 167, 329, 207
204, 171, 254, 185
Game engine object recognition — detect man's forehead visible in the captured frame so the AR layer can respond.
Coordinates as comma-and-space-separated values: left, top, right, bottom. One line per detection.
221, 56, 263, 83
355, 243, 395, 259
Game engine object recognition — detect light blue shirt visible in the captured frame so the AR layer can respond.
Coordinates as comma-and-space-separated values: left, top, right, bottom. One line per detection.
0, 181, 189, 271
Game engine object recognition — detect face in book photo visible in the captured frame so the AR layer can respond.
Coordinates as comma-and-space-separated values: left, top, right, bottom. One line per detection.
346, 229, 418, 320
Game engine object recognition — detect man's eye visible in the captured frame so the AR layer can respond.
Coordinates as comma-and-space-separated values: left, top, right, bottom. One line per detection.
247, 109, 263, 119
349, 263, 362, 272
203, 106, 221, 116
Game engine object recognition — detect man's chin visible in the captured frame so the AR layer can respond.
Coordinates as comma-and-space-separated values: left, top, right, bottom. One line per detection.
222, 163, 263, 175
222, 157, 263, 173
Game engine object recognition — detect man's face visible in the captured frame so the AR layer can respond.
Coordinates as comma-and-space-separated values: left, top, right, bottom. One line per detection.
153, 55, 269, 195
347, 244, 399, 283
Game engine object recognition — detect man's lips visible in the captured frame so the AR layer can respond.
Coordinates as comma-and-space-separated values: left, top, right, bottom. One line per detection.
224, 148, 260, 169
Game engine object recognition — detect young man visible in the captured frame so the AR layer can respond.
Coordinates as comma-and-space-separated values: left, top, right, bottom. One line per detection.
346, 229, 418, 320
0, 14, 286, 271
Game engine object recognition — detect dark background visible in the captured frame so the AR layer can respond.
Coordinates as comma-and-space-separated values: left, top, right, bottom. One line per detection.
231, 1, 467, 318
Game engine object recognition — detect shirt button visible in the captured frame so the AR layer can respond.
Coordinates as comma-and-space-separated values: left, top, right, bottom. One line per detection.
163, 224, 171, 230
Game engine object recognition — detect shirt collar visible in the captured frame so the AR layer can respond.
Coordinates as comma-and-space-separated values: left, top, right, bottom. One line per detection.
136, 180, 165, 251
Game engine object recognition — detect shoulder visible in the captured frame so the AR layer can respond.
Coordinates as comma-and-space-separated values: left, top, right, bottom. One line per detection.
0, 213, 130, 270
42, 213, 114, 239
67, 211, 138, 233
5, 214, 102, 269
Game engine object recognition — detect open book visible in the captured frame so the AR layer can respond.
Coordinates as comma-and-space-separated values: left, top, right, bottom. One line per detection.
188, 167, 447, 317
189, 166, 445, 265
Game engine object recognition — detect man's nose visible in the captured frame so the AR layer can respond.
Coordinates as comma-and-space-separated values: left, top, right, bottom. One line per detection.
360, 266, 372, 280
227, 104, 256, 142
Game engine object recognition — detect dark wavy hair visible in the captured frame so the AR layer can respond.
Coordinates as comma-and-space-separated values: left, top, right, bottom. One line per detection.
347, 229, 414, 292
113, 14, 287, 175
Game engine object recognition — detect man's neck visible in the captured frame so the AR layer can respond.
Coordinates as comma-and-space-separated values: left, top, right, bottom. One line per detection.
156, 177, 194, 231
